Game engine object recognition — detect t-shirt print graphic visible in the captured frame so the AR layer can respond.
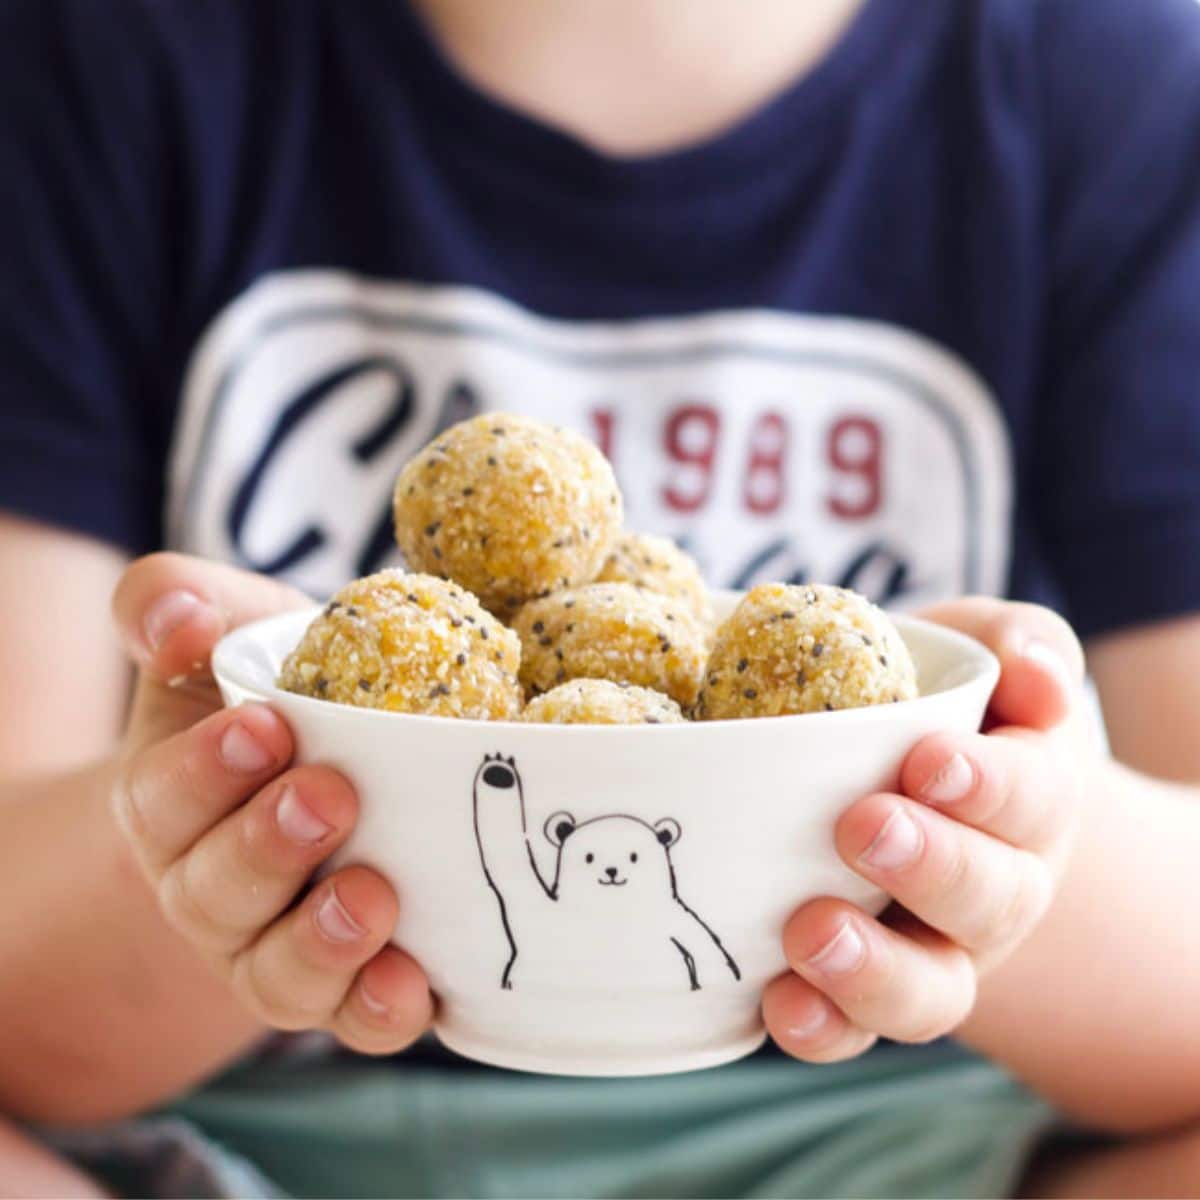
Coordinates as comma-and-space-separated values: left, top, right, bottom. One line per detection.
169, 271, 1012, 609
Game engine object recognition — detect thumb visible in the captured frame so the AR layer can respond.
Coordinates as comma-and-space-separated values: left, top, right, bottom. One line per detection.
917, 596, 1085, 731
113, 553, 312, 748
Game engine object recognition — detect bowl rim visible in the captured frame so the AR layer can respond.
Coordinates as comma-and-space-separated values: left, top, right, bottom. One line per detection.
213, 603, 1000, 735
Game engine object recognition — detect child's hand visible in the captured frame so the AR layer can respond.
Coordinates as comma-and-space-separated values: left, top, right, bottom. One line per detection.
109, 553, 434, 1054
763, 598, 1088, 1062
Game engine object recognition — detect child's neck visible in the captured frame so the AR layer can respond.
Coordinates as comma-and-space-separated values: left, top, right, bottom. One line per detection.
411, 0, 867, 156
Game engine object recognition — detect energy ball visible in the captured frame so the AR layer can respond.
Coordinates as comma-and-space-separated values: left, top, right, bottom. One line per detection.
521, 679, 686, 726
695, 583, 918, 720
393, 413, 622, 614
594, 531, 714, 627
512, 583, 708, 709
278, 570, 522, 720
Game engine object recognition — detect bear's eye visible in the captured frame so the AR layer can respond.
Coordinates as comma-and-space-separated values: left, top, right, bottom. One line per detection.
585, 852, 594, 864
630, 852, 638, 863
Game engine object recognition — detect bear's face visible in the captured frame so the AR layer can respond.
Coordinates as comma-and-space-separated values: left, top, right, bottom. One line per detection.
544, 813, 682, 906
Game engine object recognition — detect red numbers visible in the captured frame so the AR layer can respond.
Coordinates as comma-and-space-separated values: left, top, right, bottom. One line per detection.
743, 412, 788, 515
661, 403, 721, 513
826, 416, 882, 519
595, 403, 882, 522
589, 407, 615, 461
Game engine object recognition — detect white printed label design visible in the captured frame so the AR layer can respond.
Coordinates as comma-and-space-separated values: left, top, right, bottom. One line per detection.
169, 271, 1012, 608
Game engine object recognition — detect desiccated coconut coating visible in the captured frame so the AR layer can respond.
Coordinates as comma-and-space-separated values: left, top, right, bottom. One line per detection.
278, 570, 522, 719
695, 583, 918, 720
521, 679, 686, 725
512, 583, 708, 709
392, 413, 622, 614
594, 531, 714, 627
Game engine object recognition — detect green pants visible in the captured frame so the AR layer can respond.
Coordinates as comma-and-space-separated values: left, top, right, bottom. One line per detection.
115, 1041, 1054, 1199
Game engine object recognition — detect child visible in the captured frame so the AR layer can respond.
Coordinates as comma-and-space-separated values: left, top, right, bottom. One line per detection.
2, 0, 1200, 1195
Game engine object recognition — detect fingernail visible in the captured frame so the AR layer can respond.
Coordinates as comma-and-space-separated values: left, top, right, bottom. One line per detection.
1021, 639, 1075, 692
219, 720, 275, 773
788, 1002, 830, 1041
922, 752, 974, 805
276, 785, 332, 845
360, 982, 391, 1017
144, 590, 204, 652
806, 922, 866, 977
861, 808, 924, 871
316, 887, 365, 943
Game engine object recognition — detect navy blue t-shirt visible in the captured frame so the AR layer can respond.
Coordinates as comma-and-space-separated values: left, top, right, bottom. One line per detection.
3, 0, 1200, 637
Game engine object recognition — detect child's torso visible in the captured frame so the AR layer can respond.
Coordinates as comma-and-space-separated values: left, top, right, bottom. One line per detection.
145, 0, 1052, 612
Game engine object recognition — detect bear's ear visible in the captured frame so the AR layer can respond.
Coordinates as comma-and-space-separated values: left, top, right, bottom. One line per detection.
654, 818, 682, 848
543, 810, 576, 847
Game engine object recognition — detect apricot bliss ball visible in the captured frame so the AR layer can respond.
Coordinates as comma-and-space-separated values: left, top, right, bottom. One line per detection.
392, 413, 622, 614
278, 570, 522, 720
594, 531, 714, 627
512, 582, 708, 709
520, 679, 686, 726
694, 583, 918, 720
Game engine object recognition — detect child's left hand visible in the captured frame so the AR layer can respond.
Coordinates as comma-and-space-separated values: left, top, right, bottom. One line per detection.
763, 597, 1089, 1061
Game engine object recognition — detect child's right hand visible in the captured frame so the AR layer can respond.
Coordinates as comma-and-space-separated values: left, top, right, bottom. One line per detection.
109, 553, 434, 1054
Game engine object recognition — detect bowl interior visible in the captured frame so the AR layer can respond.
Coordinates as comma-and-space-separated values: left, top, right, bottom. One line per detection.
212, 591, 998, 726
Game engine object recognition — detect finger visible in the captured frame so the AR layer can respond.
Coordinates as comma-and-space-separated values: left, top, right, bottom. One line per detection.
917, 597, 1084, 730
898, 729, 1072, 852
229, 866, 398, 1031
835, 794, 1055, 960
783, 899, 977, 1043
331, 946, 435, 1055
762, 972, 877, 1063
113, 703, 293, 877
112, 552, 311, 684
157, 765, 357, 958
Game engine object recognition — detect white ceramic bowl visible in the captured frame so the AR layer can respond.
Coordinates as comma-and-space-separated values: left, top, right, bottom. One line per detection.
213, 594, 998, 1077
